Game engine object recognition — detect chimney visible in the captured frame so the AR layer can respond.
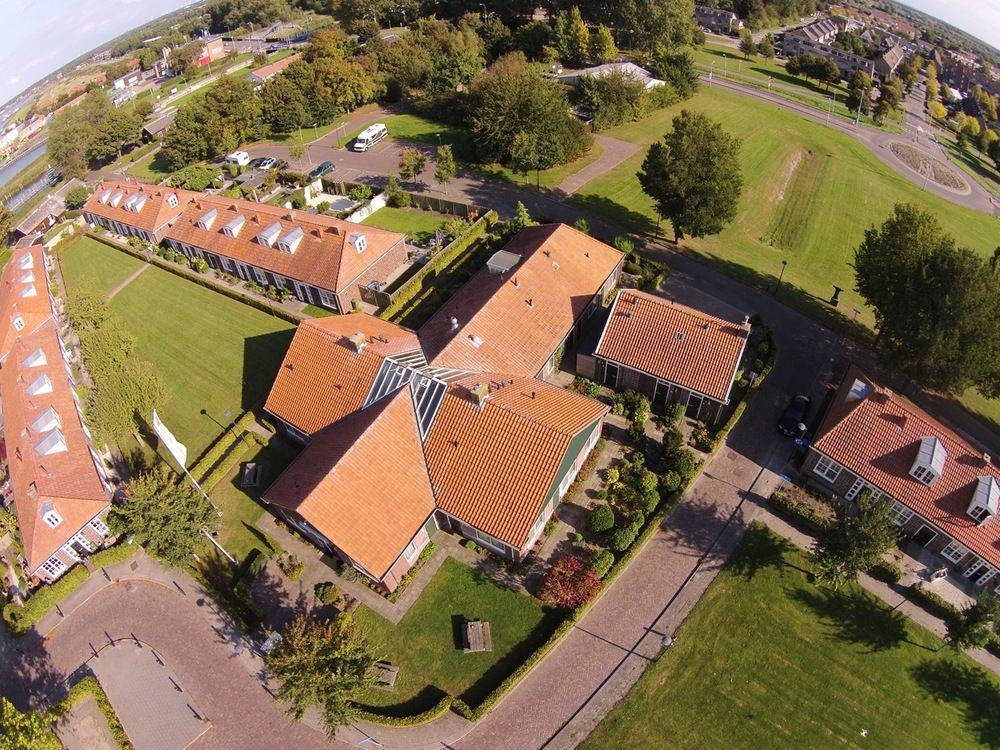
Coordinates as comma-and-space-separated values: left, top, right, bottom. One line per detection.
349, 331, 367, 354
740, 314, 751, 333
449, 316, 459, 330
471, 382, 490, 409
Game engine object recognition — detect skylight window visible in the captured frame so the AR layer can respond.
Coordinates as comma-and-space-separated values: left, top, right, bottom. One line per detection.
19, 284, 37, 298
35, 428, 68, 456
26, 373, 52, 396
31, 406, 61, 434
18, 253, 33, 270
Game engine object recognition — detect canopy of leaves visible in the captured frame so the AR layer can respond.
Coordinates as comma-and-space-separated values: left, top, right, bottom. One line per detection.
578, 70, 649, 131
539, 554, 602, 608
812, 491, 899, 588
207, 0, 292, 34
946, 592, 1000, 650
0, 698, 59, 750
47, 91, 141, 177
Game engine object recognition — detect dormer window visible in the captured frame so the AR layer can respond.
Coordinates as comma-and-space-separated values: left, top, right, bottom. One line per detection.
123, 194, 139, 211
97, 189, 113, 205
222, 214, 246, 237
19, 271, 34, 284
257, 221, 282, 248
12, 315, 25, 332
36, 427, 68, 456
41, 505, 62, 529
19, 253, 33, 270
19, 284, 37, 298
968, 475, 999, 525
348, 232, 367, 253
23, 348, 47, 368
26, 373, 53, 396
32, 406, 61, 434
196, 208, 217, 230
165, 193, 179, 209
109, 190, 124, 207
278, 226, 304, 254
910, 436, 946, 486
132, 194, 148, 212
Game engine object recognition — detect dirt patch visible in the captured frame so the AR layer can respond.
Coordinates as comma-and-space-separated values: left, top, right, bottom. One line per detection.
889, 142, 967, 191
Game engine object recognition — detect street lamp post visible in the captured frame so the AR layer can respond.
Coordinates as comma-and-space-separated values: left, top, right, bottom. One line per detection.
773, 259, 788, 294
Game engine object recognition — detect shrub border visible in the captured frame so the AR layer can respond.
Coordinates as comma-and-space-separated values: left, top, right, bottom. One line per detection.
2, 566, 90, 637
354, 694, 454, 727
54, 675, 133, 750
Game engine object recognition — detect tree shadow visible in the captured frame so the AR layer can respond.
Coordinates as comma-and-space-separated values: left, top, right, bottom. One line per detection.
241, 521, 277, 554
658, 492, 734, 558
909, 659, 1000, 748
726, 522, 794, 580
791, 586, 913, 653
352, 685, 451, 718
1, 629, 69, 711
249, 563, 305, 632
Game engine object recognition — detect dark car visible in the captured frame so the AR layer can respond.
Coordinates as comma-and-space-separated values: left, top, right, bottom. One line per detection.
308, 161, 334, 180
778, 394, 811, 437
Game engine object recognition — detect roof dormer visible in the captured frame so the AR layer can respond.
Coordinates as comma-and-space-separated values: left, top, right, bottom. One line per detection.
35, 427, 68, 456
19, 271, 34, 284
348, 232, 367, 253
196, 207, 217, 230
31, 406, 61, 434
969, 475, 999, 526
123, 193, 139, 211
910, 436, 946, 486
19, 253, 33, 270
19, 284, 37, 298
97, 189, 113, 205
257, 221, 282, 248
278, 226, 303, 254
222, 214, 245, 237
165, 193, 179, 209
26, 373, 53, 397
109, 190, 124, 207
131, 193, 148, 213
40, 501, 62, 528
22, 347, 46, 368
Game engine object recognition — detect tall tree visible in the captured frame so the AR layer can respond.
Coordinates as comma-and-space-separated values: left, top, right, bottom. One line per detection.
260, 75, 309, 134
0, 698, 59, 750
846, 70, 873, 115
0, 204, 11, 245
946, 592, 1000, 650
434, 144, 457, 193
509, 131, 539, 185
589, 24, 617, 64
638, 109, 742, 241
265, 613, 379, 739
109, 468, 218, 566
812, 491, 899, 588
554, 6, 590, 66
757, 33, 775, 60
578, 70, 648, 130
853, 204, 1000, 395
398, 147, 427, 183
738, 29, 756, 60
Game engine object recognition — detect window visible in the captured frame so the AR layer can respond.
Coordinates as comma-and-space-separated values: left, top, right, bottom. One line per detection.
318, 289, 337, 309
887, 502, 913, 526
12, 316, 25, 331
969, 505, 991, 523
42, 509, 62, 528
89, 516, 110, 536
70, 532, 95, 553
221, 257, 233, 272
813, 455, 843, 483
604, 362, 619, 388
912, 465, 931, 483
41, 557, 67, 578
402, 540, 418, 562
940, 540, 968, 564
254, 267, 268, 284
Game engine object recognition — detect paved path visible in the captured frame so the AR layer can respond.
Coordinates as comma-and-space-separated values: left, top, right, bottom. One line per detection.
555, 135, 640, 195
105, 263, 149, 301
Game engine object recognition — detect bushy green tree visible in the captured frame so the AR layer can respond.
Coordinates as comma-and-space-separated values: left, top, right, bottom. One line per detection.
739, 29, 756, 59
812, 491, 899, 588
434, 144, 457, 192
757, 33, 775, 60
554, 6, 590, 66
846, 70, 873, 115
589, 24, 617, 64
946, 592, 1000, 650
0, 698, 59, 750
588, 503, 615, 534
398, 147, 427, 183
260, 75, 309, 134
578, 70, 648, 130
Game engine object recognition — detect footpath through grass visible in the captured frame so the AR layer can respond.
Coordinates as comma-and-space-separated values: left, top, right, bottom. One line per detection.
353, 557, 563, 715
59, 236, 146, 298
584, 524, 999, 750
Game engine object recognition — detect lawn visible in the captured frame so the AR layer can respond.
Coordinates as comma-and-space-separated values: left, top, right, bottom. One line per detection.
124, 149, 174, 183
59, 238, 295, 459
352, 557, 563, 715
58, 235, 146, 298
362, 206, 450, 243
584, 524, 1000, 750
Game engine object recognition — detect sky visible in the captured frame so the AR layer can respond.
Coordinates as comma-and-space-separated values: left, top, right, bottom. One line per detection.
900, 0, 1000, 50
3, 0, 193, 106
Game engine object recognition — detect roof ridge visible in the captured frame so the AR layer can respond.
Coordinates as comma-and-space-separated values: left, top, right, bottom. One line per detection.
620, 290, 739, 328
478, 378, 591, 439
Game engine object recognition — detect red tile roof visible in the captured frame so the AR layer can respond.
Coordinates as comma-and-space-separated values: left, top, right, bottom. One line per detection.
424, 373, 607, 549
420, 224, 622, 376
264, 313, 422, 436
84, 179, 194, 234
595, 290, 749, 402
165, 193, 405, 293
0, 248, 110, 572
264, 387, 435, 578
247, 52, 303, 83
813, 368, 1000, 569
0, 246, 55, 364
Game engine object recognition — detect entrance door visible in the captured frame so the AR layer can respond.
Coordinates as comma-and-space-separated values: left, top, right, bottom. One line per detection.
603, 362, 619, 388
687, 393, 704, 420
912, 525, 937, 548
653, 381, 670, 409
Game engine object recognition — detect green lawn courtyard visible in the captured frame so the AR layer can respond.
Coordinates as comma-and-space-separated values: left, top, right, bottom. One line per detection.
59, 235, 146, 298
124, 149, 174, 183
584, 524, 1000, 750
353, 557, 563, 715
362, 206, 451, 244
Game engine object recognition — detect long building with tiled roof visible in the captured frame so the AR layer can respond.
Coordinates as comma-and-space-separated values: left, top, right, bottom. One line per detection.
589, 290, 750, 424
82, 180, 409, 313
0, 246, 113, 583
805, 367, 1000, 590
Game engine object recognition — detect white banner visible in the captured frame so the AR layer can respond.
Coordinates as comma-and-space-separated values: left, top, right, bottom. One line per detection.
152, 409, 188, 468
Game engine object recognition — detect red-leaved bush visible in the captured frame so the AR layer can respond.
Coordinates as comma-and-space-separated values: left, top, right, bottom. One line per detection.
539, 554, 601, 608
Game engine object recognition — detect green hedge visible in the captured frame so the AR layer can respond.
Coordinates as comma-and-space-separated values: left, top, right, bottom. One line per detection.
189, 410, 257, 483
88, 541, 139, 570
906, 583, 961, 625
2, 566, 90, 636
767, 490, 832, 534
354, 694, 455, 727
55, 675, 133, 750
379, 210, 497, 322
199, 439, 256, 493
867, 560, 902, 585
86, 234, 305, 325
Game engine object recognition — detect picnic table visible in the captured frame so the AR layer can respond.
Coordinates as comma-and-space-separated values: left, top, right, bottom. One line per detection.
463, 620, 493, 653
373, 661, 399, 689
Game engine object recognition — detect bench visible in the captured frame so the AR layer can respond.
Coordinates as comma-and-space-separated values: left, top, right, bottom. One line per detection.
373, 661, 399, 689
241, 462, 261, 489
463, 620, 493, 653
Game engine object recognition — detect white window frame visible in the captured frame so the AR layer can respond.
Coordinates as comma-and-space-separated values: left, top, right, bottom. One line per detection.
969, 505, 990, 523
41, 556, 68, 578
887, 502, 913, 527
254, 267, 268, 284
963, 559, 998, 585
318, 289, 337, 309
939, 540, 968, 564
43, 509, 62, 528
89, 516, 110, 536
70, 531, 96, 553
402, 539, 418, 562
813, 455, 843, 483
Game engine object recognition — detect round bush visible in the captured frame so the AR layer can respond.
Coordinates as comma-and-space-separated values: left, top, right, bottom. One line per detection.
609, 525, 638, 552
588, 504, 615, 534
589, 549, 615, 578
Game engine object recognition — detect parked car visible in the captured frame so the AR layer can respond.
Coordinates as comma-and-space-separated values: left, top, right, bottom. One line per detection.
309, 161, 334, 179
258, 157, 279, 170
778, 394, 811, 437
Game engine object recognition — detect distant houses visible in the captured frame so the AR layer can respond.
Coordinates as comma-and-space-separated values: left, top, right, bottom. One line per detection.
246, 52, 303, 89
694, 5, 743, 36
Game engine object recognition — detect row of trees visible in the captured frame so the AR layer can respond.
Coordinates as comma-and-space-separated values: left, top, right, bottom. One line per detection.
47, 91, 146, 178
738, 30, 775, 61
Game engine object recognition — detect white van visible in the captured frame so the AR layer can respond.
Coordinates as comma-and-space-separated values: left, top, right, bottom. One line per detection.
225, 150, 250, 166
352, 123, 388, 152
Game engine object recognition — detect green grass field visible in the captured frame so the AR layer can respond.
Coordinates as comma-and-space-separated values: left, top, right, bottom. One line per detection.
59, 238, 295, 459
584, 524, 1000, 750
59, 236, 146, 297
124, 149, 174, 183
362, 206, 450, 243
353, 557, 563, 714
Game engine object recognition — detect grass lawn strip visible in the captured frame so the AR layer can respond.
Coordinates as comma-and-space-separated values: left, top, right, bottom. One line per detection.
58, 236, 147, 298
362, 206, 450, 243
352, 557, 562, 714
583, 524, 998, 749
124, 150, 174, 183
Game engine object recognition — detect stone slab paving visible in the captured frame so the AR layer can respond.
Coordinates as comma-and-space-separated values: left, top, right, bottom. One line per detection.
89, 640, 209, 750
55, 694, 117, 750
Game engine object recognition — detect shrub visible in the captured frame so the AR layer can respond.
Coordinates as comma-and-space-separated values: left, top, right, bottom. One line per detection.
588, 504, 615, 534
573, 218, 590, 234
290, 193, 306, 210
662, 401, 685, 424
868, 560, 903, 585
339, 562, 360, 582
768, 490, 832, 533
609, 525, 638, 552
65, 184, 90, 209
572, 376, 601, 398
589, 549, 614, 578
612, 235, 635, 257
442, 217, 471, 241
347, 184, 374, 202
539, 554, 602, 608
623, 261, 643, 275
317, 201, 331, 213
385, 175, 411, 207
3, 566, 90, 636
660, 470, 681, 494
543, 519, 558, 536
190, 257, 209, 274
690, 423, 713, 452
314, 581, 347, 608
665, 448, 698, 482
906, 583, 961, 625
278, 554, 304, 581
88, 541, 137, 569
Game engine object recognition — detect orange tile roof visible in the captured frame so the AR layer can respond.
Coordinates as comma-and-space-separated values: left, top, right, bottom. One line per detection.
0, 246, 55, 363
264, 313, 422, 436
264, 387, 436, 578
424, 373, 607, 549
84, 179, 194, 233
247, 52, 303, 82
595, 290, 749, 402
165, 192, 405, 293
420, 224, 622, 376
813, 368, 1000, 569
0, 250, 110, 572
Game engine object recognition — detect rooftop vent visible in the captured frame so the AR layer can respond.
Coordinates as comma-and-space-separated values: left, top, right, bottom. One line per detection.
256, 221, 282, 248
471, 382, 490, 409
910, 436, 946, 487
487, 250, 521, 275
968, 475, 999, 526
278, 226, 304, 254
349, 331, 367, 354
196, 207, 218, 230
527, 298, 533, 308
469, 334, 483, 349
348, 232, 367, 254
449, 316, 459, 330
222, 214, 246, 238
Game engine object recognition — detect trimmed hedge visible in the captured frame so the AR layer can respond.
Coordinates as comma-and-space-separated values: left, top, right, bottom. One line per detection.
867, 560, 903, 585
189, 410, 258, 484
2, 566, 90, 636
56, 675, 133, 750
767, 490, 832, 534
354, 693, 454, 727
379, 210, 498, 322
906, 583, 960, 625
85, 234, 305, 325
199, 439, 257, 492
88, 541, 139, 570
